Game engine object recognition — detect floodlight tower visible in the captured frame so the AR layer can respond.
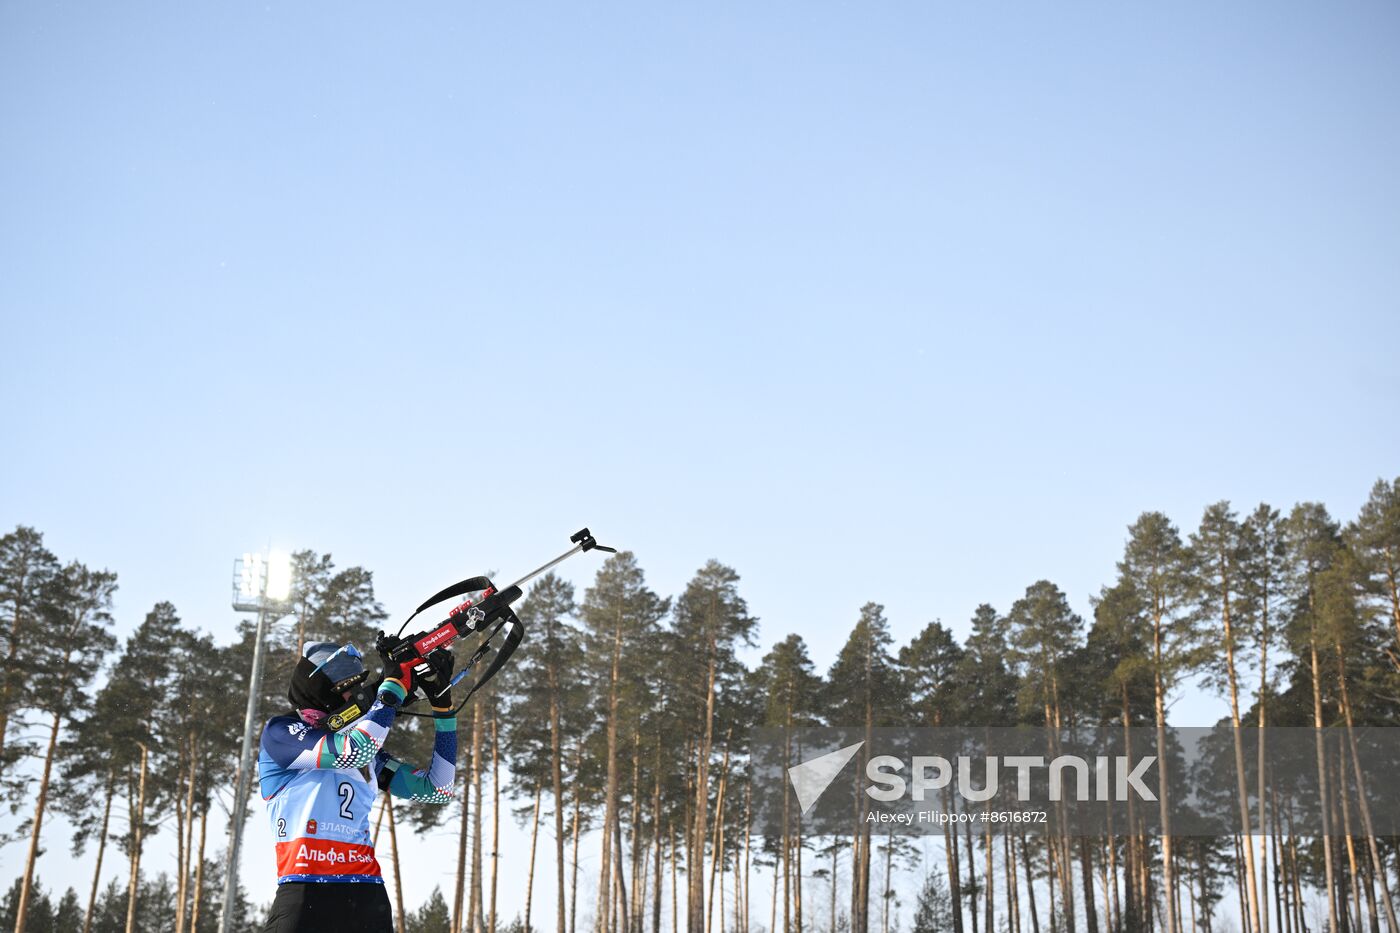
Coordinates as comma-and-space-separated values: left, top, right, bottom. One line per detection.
219, 550, 293, 933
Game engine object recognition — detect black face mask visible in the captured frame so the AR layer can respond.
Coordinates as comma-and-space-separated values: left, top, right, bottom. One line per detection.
289, 650, 379, 730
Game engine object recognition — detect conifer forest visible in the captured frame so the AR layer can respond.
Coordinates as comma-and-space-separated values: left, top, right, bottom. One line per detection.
3, 479, 1400, 933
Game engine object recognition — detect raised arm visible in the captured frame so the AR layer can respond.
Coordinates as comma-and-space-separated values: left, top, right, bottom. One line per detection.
259, 673, 414, 796
374, 713, 458, 803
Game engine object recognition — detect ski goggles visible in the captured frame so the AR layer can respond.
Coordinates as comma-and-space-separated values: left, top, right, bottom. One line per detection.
304, 642, 383, 731
307, 642, 370, 692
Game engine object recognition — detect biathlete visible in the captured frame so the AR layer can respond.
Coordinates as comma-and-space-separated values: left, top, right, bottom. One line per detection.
258, 641, 458, 933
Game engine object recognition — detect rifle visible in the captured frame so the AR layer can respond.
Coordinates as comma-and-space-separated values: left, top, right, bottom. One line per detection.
377, 527, 615, 718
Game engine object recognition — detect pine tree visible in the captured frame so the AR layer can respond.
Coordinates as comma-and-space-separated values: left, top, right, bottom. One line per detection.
954, 605, 1017, 727
97, 601, 185, 933
827, 603, 902, 933
581, 553, 669, 933
950, 606, 1018, 933
1, 878, 52, 933
899, 620, 966, 933
54, 680, 122, 933
1346, 476, 1400, 654
508, 573, 586, 933
407, 887, 453, 933
1086, 578, 1153, 933
52, 889, 81, 932
1118, 513, 1196, 933
1007, 581, 1085, 933
1282, 503, 1343, 933
1007, 582, 1083, 731
909, 867, 955, 933
1188, 502, 1262, 933
1312, 547, 1398, 931
163, 628, 232, 933
0, 526, 60, 770
14, 561, 117, 933
754, 634, 824, 933
669, 561, 755, 933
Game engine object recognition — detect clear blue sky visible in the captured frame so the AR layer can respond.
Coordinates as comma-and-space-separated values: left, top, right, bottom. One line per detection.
2, 0, 1398, 920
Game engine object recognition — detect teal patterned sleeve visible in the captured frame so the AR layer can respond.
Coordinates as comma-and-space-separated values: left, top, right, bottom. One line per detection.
378, 715, 458, 804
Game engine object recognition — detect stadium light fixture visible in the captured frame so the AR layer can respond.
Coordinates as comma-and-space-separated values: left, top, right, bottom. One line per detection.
221, 547, 295, 933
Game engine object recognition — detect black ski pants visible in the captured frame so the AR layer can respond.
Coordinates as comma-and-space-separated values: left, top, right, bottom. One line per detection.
262, 881, 393, 933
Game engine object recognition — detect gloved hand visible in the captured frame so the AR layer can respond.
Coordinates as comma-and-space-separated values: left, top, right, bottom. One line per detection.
415, 648, 455, 715
378, 659, 416, 704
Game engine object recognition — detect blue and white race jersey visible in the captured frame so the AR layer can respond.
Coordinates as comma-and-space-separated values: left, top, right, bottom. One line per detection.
258, 685, 457, 884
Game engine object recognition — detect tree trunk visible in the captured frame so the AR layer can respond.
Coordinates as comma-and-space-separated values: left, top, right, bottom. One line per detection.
1106, 810, 1121, 933
1196, 846, 1209, 933
984, 801, 995, 933
1021, 833, 1041, 933
1080, 837, 1098, 933
881, 830, 893, 933
1268, 784, 1289, 933
631, 734, 644, 933
1217, 559, 1263, 933
1287, 806, 1306, 933
690, 623, 718, 933
795, 809, 804, 933
600, 618, 625, 933
1309, 637, 1340, 933
1008, 832, 1022, 933
945, 784, 964, 933
783, 732, 793, 933
654, 753, 666, 933
81, 771, 115, 933
1258, 610, 1272, 933
829, 840, 838, 933
1336, 750, 1372, 933
1233, 837, 1248, 933
966, 816, 980, 933
856, 655, 876, 933
707, 739, 732, 933
741, 784, 752, 933
616, 816, 631, 933
176, 734, 199, 933
471, 701, 486, 933
491, 713, 501, 933
1050, 691, 1078, 933
525, 783, 543, 933
387, 795, 407, 933
1120, 687, 1142, 933
1152, 607, 1179, 933
670, 823, 679, 933
858, 814, 871, 933
190, 803, 208, 933
553, 693, 568, 933
124, 742, 149, 933
571, 743, 584, 933
15, 710, 62, 933
1334, 636, 1399, 933
772, 839, 781, 933
455, 764, 472, 933
174, 750, 188, 933
1173, 847, 1187, 933
848, 802, 857, 933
